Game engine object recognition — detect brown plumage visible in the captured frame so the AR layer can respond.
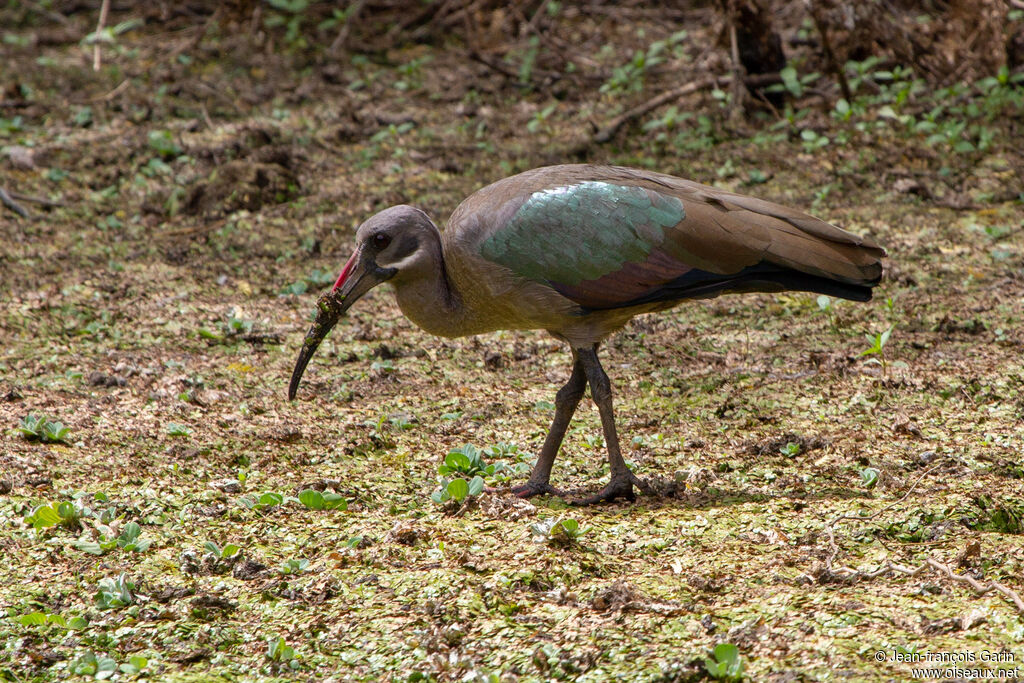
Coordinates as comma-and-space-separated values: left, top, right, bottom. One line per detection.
289, 165, 885, 504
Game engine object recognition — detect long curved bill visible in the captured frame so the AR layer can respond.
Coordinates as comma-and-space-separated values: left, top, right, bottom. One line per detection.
287, 286, 349, 400
287, 249, 396, 400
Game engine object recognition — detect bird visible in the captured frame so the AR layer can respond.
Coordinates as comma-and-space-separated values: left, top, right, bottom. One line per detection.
288, 164, 885, 504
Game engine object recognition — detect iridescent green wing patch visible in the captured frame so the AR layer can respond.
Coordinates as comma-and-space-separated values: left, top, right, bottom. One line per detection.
480, 182, 685, 286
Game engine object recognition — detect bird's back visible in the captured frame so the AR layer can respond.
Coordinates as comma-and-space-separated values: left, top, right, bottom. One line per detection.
445, 164, 883, 312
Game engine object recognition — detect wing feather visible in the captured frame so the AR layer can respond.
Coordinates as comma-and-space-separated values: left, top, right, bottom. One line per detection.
462, 165, 884, 310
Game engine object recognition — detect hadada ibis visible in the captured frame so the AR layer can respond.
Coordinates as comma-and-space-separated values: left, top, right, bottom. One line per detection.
288, 164, 885, 504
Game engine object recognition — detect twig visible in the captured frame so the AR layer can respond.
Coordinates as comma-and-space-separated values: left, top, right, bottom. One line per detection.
806, 0, 852, 102
329, 0, 366, 54
0, 187, 30, 218
821, 461, 1024, 616
199, 102, 214, 131
93, 0, 111, 71
590, 72, 781, 145
825, 462, 942, 572
8, 191, 66, 208
466, 50, 524, 83
25, 0, 71, 26
726, 6, 748, 120
90, 78, 129, 102
883, 558, 1024, 615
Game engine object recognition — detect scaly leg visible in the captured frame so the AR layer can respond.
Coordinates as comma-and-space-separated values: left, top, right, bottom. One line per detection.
511, 351, 587, 498
573, 345, 650, 505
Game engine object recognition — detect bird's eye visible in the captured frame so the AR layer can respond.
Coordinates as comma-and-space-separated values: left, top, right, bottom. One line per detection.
372, 233, 391, 249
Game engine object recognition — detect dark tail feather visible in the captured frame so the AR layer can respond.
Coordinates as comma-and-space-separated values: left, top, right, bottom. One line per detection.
603, 262, 879, 310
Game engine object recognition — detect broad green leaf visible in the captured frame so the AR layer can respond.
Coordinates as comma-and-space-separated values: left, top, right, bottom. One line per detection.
446, 478, 469, 502
73, 540, 105, 555
298, 489, 325, 510
19, 612, 47, 626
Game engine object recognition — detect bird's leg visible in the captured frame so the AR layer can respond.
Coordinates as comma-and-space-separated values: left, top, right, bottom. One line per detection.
511, 352, 586, 498
573, 345, 650, 505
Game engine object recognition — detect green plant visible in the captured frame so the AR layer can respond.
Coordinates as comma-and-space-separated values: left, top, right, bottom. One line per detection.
74, 521, 151, 556
204, 541, 242, 559
859, 325, 894, 373
771, 65, 821, 98
601, 30, 687, 95
16, 611, 88, 630
518, 35, 540, 87
166, 423, 192, 437
238, 492, 285, 510
817, 295, 839, 329
25, 500, 82, 530
297, 489, 347, 511
197, 312, 256, 343
526, 103, 557, 134
800, 128, 830, 152
879, 509, 946, 542
280, 558, 310, 575
70, 652, 118, 679
95, 573, 136, 609
264, 0, 311, 47
69, 651, 147, 678
395, 55, 431, 91
705, 643, 745, 681
860, 467, 880, 489
147, 129, 182, 159
438, 444, 504, 478
780, 442, 801, 458
119, 655, 149, 675
964, 496, 1024, 534
431, 475, 484, 505
389, 414, 415, 431
530, 517, 586, 546
266, 635, 299, 669
18, 413, 71, 443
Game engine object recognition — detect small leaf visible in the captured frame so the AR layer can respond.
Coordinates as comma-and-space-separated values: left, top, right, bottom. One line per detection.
259, 492, 284, 507
467, 476, 484, 497
27, 504, 62, 529
73, 540, 105, 555
299, 489, 326, 510
19, 612, 47, 626
119, 522, 141, 544
57, 501, 77, 521
446, 478, 469, 502
322, 492, 347, 510
558, 518, 579, 535
861, 467, 880, 489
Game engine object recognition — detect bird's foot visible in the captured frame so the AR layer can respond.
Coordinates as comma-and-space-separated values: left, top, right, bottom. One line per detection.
571, 471, 650, 506
510, 480, 563, 499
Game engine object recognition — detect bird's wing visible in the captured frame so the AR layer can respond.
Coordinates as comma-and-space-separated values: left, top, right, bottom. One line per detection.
475, 174, 884, 310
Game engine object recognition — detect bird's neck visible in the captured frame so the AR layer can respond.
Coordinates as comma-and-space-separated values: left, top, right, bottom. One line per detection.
391, 238, 482, 338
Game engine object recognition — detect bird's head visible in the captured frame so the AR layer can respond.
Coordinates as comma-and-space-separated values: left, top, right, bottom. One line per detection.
287, 205, 437, 400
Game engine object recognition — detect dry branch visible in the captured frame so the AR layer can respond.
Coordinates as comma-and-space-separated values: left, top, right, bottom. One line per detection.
0, 187, 30, 218
821, 462, 1024, 616
590, 72, 781, 145
93, 0, 111, 71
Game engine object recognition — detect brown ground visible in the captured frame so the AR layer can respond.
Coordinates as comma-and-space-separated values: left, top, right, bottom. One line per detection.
2, 2, 1023, 681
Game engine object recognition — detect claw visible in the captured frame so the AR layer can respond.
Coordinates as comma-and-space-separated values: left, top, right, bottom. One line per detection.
571, 472, 649, 506
510, 481, 564, 499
